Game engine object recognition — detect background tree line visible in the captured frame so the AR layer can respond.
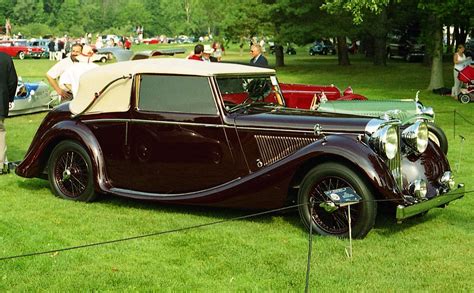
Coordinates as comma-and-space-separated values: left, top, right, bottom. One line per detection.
0, 0, 473, 89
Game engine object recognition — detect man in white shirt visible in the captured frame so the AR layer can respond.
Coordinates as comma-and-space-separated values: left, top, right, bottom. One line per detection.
46, 43, 83, 101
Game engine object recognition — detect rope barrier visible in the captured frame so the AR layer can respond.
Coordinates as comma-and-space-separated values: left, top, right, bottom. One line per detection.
1, 189, 472, 262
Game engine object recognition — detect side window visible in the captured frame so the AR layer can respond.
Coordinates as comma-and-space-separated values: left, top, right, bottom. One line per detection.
138, 74, 218, 115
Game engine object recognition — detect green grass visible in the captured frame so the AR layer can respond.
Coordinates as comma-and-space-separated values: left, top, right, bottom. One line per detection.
1, 46, 473, 291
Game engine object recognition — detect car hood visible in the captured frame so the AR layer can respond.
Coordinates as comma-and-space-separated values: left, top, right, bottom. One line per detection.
317, 100, 434, 123
232, 106, 372, 133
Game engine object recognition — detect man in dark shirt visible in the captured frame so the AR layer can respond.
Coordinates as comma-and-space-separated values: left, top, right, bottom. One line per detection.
249, 44, 269, 67
0, 52, 18, 174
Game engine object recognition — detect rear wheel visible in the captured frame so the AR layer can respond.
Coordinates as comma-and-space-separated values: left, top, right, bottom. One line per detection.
297, 162, 376, 238
17, 51, 25, 60
100, 57, 107, 63
48, 140, 97, 202
459, 94, 470, 104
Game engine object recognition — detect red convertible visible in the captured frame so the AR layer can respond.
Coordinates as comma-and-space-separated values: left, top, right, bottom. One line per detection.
279, 83, 366, 108
0, 40, 44, 59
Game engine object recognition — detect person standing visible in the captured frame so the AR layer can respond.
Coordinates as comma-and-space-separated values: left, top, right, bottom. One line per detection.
48, 38, 56, 61
46, 43, 83, 102
0, 52, 18, 174
452, 44, 472, 98
249, 44, 269, 67
187, 44, 204, 61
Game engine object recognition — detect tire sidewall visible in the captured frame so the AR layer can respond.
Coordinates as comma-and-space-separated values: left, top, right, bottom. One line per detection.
48, 140, 96, 202
298, 162, 376, 238
427, 123, 448, 154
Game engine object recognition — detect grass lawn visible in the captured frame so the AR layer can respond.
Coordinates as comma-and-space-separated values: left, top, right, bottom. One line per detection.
1, 44, 473, 291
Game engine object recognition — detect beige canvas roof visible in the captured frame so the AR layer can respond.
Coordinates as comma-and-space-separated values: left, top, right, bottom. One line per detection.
69, 58, 275, 115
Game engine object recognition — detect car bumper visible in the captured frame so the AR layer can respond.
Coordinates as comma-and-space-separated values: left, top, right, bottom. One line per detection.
396, 183, 465, 220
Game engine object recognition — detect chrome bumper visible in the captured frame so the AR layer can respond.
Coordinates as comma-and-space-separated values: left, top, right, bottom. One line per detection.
396, 184, 465, 221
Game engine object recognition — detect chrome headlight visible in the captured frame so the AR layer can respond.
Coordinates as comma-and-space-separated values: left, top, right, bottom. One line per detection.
370, 125, 399, 159
402, 121, 428, 153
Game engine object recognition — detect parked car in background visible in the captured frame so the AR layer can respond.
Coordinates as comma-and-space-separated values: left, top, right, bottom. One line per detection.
0, 40, 44, 59
387, 31, 425, 62
28, 39, 51, 58
309, 39, 336, 55
9, 78, 58, 116
16, 59, 464, 239
142, 37, 160, 45
465, 38, 474, 57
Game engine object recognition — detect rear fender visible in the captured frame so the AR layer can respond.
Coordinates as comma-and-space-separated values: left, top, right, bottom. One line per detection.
15, 120, 109, 192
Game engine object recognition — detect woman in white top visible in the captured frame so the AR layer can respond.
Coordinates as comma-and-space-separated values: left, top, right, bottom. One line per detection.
452, 44, 472, 97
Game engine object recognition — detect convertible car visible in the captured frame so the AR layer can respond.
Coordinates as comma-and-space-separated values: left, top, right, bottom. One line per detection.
16, 59, 464, 238
9, 79, 58, 116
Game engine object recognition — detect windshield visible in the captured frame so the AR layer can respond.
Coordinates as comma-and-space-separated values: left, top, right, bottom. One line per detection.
217, 75, 285, 112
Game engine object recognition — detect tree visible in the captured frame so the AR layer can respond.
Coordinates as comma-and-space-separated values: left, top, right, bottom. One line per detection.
12, 0, 45, 26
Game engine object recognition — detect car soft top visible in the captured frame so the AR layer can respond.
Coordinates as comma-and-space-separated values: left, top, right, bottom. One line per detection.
70, 58, 275, 116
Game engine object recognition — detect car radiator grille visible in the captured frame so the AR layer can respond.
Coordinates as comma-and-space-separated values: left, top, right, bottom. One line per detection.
255, 135, 317, 166
388, 126, 403, 189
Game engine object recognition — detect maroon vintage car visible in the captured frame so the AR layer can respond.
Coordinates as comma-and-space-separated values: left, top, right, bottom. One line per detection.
16, 59, 464, 238
0, 40, 44, 59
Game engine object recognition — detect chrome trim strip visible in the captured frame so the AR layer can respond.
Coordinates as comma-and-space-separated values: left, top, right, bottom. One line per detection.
82, 118, 351, 135
110, 177, 242, 198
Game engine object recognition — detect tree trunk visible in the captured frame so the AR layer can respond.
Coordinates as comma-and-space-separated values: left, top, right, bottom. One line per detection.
427, 16, 444, 90
274, 44, 284, 67
337, 36, 350, 66
372, 7, 387, 66
446, 25, 452, 54
373, 37, 386, 66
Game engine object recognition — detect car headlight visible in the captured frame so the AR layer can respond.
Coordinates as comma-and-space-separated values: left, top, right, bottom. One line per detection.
370, 125, 399, 160
402, 121, 428, 153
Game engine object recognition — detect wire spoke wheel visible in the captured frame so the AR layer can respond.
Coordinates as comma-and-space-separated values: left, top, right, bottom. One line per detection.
298, 162, 376, 238
309, 176, 358, 234
48, 141, 97, 202
54, 150, 88, 198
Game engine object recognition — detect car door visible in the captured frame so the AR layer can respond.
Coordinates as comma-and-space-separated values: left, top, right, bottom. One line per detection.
127, 74, 237, 194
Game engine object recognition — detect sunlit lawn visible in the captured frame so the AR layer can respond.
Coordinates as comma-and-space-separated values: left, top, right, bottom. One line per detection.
0, 44, 473, 291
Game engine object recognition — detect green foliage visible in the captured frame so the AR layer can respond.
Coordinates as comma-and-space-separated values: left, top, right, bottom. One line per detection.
323, 0, 391, 24
14, 23, 52, 38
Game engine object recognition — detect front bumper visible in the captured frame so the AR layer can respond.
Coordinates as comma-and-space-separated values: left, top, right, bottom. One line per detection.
396, 183, 465, 220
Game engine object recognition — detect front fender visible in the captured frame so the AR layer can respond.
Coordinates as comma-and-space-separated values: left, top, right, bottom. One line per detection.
290, 134, 401, 201
16, 120, 109, 192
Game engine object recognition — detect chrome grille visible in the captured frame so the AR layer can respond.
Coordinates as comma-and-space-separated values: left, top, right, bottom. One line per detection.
388, 125, 402, 189
255, 135, 317, 166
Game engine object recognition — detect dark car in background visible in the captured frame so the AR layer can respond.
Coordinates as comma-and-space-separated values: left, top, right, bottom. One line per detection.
387, 31, 425, 62
309, 39, 336, 55
465, 38, 474, 57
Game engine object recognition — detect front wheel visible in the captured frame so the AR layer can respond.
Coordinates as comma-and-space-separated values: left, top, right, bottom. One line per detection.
48, 140, 97, 202
17, 51, 25, 60
297, 162, 376, 238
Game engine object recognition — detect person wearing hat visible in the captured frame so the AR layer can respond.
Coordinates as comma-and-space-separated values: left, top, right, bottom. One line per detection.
202, 45, 218, 62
